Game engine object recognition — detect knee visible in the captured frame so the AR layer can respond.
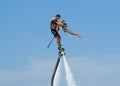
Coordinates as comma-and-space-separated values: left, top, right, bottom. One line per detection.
56, 36, 60, 40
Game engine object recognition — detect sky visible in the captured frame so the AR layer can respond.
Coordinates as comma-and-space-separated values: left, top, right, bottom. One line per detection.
0, 0, 120, 86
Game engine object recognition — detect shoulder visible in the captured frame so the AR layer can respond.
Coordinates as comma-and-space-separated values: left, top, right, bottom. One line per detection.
50, 17, 58, 23
51, 17, 56, 21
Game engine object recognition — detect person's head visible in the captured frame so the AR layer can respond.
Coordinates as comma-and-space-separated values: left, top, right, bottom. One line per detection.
55, 14, 61, 20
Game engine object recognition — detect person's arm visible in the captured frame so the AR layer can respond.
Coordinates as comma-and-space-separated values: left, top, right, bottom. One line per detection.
51, 18, 63, 26
56, 21, 63, 26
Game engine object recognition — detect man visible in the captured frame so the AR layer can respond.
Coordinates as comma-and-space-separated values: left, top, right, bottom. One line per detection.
50, 14, 63, 51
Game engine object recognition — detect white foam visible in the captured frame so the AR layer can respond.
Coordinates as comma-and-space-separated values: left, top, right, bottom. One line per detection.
63, 55, 77, 86
54, 58, 62, 86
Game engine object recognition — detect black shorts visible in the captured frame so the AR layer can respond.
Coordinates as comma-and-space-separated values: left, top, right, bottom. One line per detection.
51, 29, 61, 38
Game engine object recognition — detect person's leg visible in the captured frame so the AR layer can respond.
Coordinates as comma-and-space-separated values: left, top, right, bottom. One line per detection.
66, 29, 77, 35
56, 33, 63, 51
51, 29, 62, 50
56, 36, 61, 47
66, 29, 82, 38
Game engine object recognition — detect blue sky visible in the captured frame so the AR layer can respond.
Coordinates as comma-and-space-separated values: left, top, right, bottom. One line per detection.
0, 0, 120, 86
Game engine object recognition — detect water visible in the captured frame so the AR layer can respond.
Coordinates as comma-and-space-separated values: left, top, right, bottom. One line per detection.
63, 55, 77, 86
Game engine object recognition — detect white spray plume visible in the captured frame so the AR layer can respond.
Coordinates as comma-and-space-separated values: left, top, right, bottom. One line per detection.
54, 59, 62, 86
63, 55, 77, 86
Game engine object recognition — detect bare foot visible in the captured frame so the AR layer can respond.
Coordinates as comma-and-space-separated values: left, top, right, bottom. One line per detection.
76, 34, 82, 39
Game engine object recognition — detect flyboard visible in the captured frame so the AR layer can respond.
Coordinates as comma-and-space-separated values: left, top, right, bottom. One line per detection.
51, 48, 65, 86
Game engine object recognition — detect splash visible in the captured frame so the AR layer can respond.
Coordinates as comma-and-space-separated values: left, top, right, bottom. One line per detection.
63, 55, 77, 86
53, 58, 62, 86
